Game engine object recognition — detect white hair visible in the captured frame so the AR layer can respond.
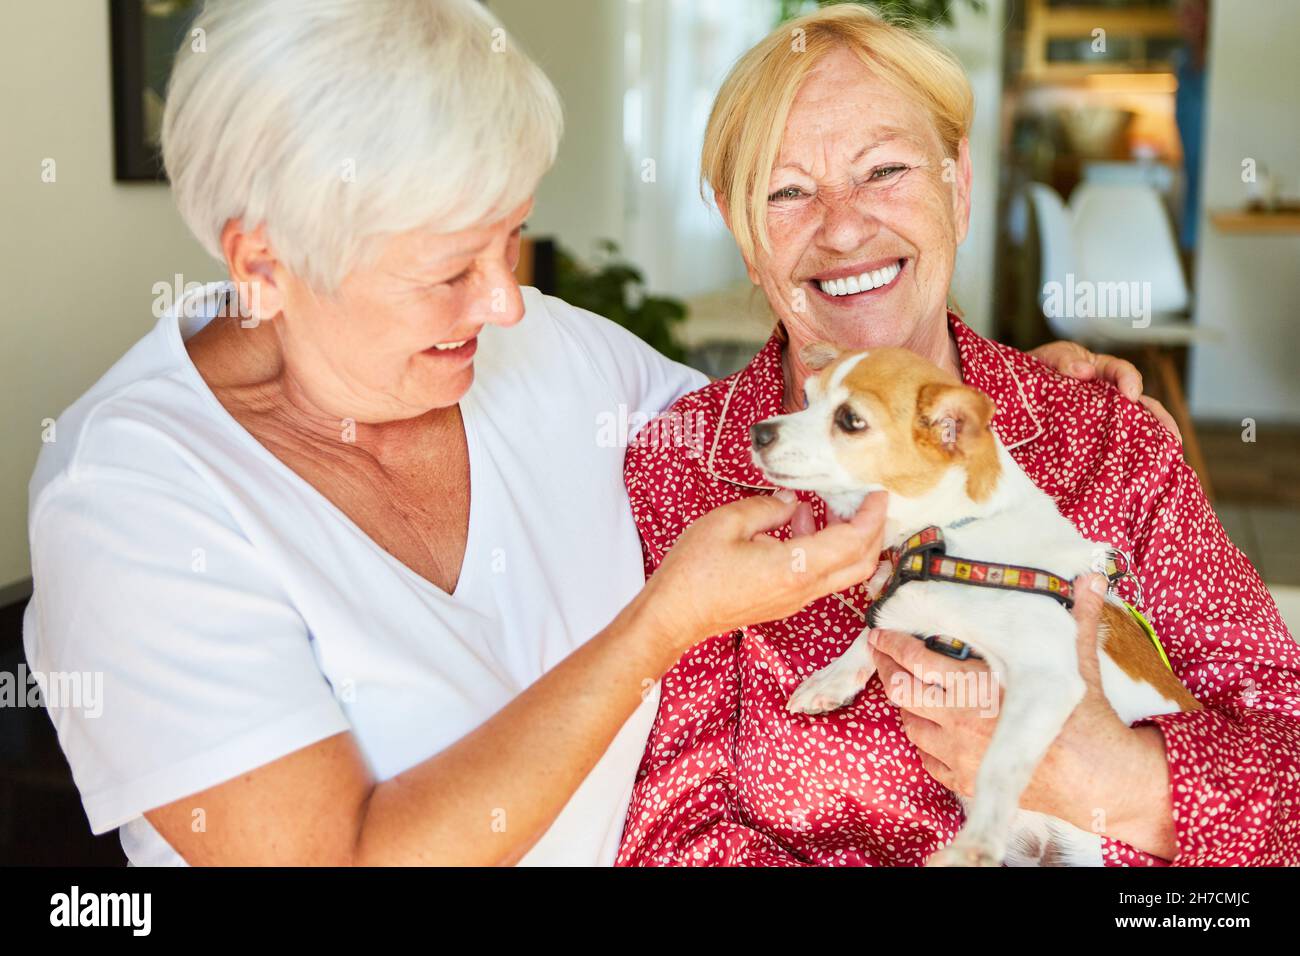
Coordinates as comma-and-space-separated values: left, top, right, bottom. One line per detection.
161, 0, 563, 292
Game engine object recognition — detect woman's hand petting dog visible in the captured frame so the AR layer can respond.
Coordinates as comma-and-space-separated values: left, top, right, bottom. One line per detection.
869, 572, 1179, 861
642, 491, 888, 657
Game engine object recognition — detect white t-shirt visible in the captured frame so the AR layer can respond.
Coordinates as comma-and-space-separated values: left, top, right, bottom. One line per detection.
23, 283, 705, 866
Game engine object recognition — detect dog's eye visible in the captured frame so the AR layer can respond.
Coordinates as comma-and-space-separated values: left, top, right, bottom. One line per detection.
835, 404, 868, 433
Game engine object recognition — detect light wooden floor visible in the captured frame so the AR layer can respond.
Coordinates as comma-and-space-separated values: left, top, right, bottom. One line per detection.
1200, 424, 1300, 589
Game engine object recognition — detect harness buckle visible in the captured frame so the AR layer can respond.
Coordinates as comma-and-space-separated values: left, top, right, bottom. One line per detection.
1101, 546, 1143, 606
922, 634, 978, 661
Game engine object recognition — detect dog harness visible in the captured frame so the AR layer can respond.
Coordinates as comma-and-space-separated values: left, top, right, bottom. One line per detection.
866, 525, 1172, 671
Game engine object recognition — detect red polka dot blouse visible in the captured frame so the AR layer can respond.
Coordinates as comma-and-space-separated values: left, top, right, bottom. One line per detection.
616, 314, 1300, 867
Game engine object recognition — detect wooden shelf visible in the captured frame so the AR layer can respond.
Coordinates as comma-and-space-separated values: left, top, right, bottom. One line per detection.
1038, 8, 1181, 37
1210, 210, 1300, 236
1024, 0, 1181, 82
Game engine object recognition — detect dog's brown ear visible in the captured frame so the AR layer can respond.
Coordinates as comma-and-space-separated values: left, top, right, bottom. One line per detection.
800, 341, 841, 371
916, 383, 996, 456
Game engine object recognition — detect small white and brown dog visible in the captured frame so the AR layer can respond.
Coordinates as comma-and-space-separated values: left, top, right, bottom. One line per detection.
750, 342, 1199, 867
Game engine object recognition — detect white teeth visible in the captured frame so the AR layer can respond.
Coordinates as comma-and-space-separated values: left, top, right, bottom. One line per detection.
817, 260, 902, 297
431, 339, 468, 350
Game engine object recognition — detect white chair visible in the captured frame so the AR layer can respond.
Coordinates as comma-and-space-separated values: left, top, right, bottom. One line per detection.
1081, 160, 1175, 195
1027, 182, 1217, 495
1069, 183, 1211, 346
1026, 183, 1085, 340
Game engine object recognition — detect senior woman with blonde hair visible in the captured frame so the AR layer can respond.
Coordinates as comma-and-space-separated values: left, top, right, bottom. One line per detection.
618, 4, 1299, 866
27, 0, 1181, 867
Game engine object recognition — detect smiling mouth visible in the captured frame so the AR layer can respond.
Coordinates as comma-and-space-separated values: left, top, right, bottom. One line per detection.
421, 336, 478, 359
812, 258, 907, 299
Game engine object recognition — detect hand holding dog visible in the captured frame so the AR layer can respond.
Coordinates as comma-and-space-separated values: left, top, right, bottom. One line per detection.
1029, 341, 1182, 444
870, 572, 1178, 860
643, 490, 888, 657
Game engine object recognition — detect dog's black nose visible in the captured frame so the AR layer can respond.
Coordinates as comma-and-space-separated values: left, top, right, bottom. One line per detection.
750, 421, 779, 448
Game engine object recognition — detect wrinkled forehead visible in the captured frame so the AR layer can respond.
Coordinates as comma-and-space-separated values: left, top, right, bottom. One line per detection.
779, 50, 939, 156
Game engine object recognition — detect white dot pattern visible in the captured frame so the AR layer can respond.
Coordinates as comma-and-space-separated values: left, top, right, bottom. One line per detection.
615, 315, 1300, 867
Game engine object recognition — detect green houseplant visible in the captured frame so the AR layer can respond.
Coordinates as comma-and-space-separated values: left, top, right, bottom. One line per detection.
552, 240, 689, 363
778, 0, 986, 27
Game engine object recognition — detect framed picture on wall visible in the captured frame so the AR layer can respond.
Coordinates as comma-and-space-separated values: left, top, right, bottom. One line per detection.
108, 0, 201, 181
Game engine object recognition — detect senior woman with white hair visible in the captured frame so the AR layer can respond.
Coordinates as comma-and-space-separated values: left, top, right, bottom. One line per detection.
26, 0, 1171, 867
25, 0, 887, 867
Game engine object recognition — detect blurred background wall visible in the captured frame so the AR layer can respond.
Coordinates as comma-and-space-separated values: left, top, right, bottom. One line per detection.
1187, 0, 1300, 422
0, 1, 214, 598
490, 0, 629, 272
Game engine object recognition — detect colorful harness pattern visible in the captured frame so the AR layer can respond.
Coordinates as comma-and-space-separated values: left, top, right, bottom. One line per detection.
865, 525, 1172, 671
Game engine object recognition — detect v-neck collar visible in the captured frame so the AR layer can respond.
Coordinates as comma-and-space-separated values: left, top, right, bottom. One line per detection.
164, 281, 484, 607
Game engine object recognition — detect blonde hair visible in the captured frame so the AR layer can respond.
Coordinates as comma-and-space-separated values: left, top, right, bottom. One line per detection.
162, 0, 562, 293
702, 3, 973, 263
